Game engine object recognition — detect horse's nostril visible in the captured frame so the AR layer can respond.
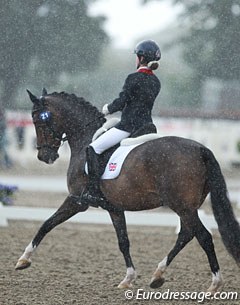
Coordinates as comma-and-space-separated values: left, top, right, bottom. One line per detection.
38, 149, 59, 164
37, 154, 43, 161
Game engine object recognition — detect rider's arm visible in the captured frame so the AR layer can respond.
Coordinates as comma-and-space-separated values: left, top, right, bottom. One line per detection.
107, 74, 134, 114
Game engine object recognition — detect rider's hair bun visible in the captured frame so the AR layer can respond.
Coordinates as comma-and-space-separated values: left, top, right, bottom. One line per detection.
147, 61, 159, 70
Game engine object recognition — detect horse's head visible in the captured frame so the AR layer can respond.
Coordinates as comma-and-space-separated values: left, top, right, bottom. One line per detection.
27, 88, 64, 164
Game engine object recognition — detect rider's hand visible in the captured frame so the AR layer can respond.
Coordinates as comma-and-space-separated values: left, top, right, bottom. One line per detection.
102, 104, 109, 115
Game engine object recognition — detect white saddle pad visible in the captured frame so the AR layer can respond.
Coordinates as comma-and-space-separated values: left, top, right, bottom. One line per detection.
101, 143, 141, 179
85, 133, 161, 180
85, 143, 140, 180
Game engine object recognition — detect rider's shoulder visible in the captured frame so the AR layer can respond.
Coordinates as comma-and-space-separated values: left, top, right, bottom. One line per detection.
125, 71, 143, 81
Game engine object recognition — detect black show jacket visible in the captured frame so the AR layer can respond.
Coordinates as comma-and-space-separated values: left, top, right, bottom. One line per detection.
107, 70, 161, 133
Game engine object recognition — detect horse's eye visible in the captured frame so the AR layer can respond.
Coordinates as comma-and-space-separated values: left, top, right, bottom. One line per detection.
39, 111, 51, 121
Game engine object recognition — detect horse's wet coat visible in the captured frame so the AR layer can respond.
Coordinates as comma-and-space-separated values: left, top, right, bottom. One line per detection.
15, 89, 240, 292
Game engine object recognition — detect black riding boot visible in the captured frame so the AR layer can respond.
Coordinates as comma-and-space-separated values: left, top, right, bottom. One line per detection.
81, 146, 106, 207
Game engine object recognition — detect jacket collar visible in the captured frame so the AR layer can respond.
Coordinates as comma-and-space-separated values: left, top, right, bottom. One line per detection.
137, 67, 153, 75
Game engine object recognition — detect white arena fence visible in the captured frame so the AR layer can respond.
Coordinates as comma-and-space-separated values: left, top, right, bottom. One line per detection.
0, 201, 229, 232
4, 111, 240, 168
1, 111, 240, 228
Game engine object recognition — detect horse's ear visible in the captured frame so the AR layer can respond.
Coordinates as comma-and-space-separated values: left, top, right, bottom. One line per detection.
42, 88, 47, 96
26, 89, 38, 104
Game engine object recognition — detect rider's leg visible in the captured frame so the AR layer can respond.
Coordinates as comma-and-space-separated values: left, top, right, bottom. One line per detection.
81, 127, 130, 206
90, 127, 130, 154
81, 145, 105, 207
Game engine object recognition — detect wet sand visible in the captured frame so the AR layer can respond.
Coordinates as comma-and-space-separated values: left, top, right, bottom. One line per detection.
0, 162, 240, 304
1, 220, 240, 305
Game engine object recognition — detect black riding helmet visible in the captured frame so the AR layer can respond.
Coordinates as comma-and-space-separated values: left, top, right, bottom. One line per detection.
134, 40, 161, 63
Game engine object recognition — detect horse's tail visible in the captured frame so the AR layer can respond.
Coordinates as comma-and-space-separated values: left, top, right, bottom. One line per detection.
201, 146, 240, 265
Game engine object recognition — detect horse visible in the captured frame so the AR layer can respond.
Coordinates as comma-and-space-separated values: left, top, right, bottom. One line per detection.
15, 88, 240, 293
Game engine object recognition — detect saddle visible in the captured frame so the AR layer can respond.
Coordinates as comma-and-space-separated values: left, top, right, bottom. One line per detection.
83, 120, 158, 211
94, 119, 157, 177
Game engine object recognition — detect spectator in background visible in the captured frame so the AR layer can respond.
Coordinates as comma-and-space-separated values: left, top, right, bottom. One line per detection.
0, 110, 12, 169
15, 125, 25, 150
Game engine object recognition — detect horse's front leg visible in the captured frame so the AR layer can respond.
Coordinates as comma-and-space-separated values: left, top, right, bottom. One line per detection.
15, 195, 88, 270
109, 210, 137, 288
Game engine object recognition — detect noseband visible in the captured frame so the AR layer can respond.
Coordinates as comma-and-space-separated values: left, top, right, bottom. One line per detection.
32, 98, 105, 151
32, 108, 67, 151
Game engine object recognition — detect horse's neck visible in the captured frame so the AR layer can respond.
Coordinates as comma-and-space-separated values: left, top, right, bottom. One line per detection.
57, 97, 105, 157
66, 122, 99, 185
67, 126, 96, 153
66, 111, 105, 155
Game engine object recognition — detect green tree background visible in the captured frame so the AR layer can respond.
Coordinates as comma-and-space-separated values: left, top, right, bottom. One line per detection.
1, 0, 239, 112
144, 0, 240, 108
0, 0, 108, 110
177, 0, 240, 81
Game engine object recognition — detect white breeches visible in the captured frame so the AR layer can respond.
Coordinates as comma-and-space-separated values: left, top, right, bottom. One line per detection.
90, 127, 130, 154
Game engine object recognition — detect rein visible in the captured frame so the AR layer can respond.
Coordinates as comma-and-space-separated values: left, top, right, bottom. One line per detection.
36, 124, 67, 151
32, 105, 104, 150
51, 115, 104, 148
58, 114, 105, 143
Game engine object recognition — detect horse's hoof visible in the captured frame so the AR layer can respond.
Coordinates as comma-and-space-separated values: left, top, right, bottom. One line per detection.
150, 277, 165, 289
15, 259, 31, 270
118, 282, 133, 289
207, 283, 224, 295
207, 272, 224, 295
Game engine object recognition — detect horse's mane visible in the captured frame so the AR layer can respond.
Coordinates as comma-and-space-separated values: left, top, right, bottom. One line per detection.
49, 91, 103, 119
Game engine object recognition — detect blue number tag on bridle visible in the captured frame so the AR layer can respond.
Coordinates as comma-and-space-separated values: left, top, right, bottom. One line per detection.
39, 111, 51, 121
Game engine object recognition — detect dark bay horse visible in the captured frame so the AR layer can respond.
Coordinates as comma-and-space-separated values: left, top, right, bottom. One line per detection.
15, 89, 240, 292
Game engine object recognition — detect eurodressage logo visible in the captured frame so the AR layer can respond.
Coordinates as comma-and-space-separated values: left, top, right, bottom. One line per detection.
124, 289, 239, 303
109, 162, 117, 171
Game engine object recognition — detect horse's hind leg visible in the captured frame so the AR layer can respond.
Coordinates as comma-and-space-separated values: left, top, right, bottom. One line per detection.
150, 211, 223, 293
150, 220, 194, 288
109, 210, 137, 288
193, 215, 223, 293
15, 196, 88, 270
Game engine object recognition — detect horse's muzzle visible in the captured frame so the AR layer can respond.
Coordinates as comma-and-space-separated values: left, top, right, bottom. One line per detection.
37, 147, 59, 164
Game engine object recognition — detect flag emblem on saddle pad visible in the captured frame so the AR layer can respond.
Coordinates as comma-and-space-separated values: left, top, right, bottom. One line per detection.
109, 162, 117, 171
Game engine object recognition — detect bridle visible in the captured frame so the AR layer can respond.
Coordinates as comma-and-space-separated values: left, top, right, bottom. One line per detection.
32, 107, 67, 151
32, 106, 105, 151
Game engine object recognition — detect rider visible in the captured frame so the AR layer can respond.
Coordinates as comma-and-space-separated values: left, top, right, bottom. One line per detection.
81, 39, 161, 207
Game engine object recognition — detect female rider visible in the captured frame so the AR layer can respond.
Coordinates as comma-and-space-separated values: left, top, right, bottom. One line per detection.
81, 39, 161, 207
